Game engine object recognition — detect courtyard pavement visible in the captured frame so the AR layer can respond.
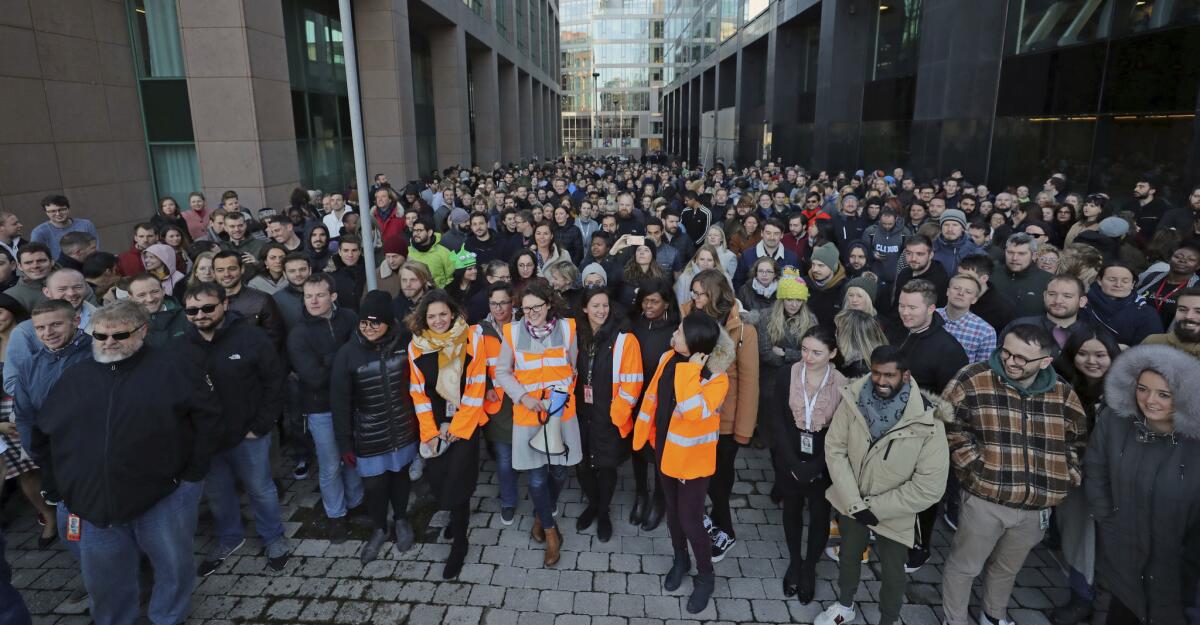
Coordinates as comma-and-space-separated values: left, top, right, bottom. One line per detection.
5, 445, 1092, 625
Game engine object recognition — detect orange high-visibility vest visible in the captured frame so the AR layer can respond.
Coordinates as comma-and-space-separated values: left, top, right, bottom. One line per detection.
632, 352, 729, 480
408, 330, 489, 442
501, 318, 577, 428
610, 332, 644, 437
471, 321, 505, 415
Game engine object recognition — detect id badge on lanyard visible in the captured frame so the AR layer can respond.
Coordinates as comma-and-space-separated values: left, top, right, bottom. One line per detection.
799, 365, 831, 457
583, 384, 594, 404
800, 431, 814, 455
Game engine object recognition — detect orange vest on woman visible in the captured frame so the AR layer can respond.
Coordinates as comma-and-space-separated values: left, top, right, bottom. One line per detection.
408, 330, 489, 442
632, 352, 729, 479
501, 318, 578, 427
610, 332, 645, 437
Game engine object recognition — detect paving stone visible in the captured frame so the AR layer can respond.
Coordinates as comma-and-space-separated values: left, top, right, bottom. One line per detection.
560, 569, 594, 591
299, 599, 339, 622
714, 598, 752, 622
329, 578, 369, 599
627, 573, 663, 596
483, 608, 520, 625
333, 601, 373, 624
469, 583, 507, 607
369, 602, 411, 624
556, 615, 591, 625
575, 591, 611, 615
578, 551, 610, 571
644, 595, 682, 619
751, 598, 791, 622
446, 606, 485, 624
408, 604, 448, 625
366, 580, 403, 601
525, 568, 561, 590
503, 587, 541, 611
595, 571, 627, 594
610, 593, 647, 618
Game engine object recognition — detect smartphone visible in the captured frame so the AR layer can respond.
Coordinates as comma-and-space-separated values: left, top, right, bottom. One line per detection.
628, 235, 645, 246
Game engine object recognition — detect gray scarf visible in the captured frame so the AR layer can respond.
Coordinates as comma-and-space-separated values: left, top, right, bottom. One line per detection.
857, 382, 911, 442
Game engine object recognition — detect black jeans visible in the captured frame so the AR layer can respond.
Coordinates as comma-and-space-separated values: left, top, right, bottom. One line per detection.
706, 434, 741, 538
362, 470, 411, 531
662, 475, 713, 574
782, 487, 831, 573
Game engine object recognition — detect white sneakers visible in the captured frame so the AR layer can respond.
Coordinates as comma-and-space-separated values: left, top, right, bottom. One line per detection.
816, 602, 857, 625
979, 612, 1017, 625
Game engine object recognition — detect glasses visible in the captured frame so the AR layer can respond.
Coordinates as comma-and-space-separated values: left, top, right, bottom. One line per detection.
520, 302, 547, 314
488, 300, 512, 308
756, 268, 776, 276
999, 347, 1050, 368
44, 207, 67, 214
184, 303, 219, 316
1027, 231, 1047, 238
358, 319, 385, 328
690, 289, 708, 299
93, 324, 144, 342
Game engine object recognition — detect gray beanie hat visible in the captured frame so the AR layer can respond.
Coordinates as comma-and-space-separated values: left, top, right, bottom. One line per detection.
581, 263, 608, 286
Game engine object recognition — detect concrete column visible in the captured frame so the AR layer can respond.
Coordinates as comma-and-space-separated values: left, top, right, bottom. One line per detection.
499, 62, 520, 164
544, 87, 555, 157
352, 0, 420, 182
179, 0, 299, 209
812, 0, 872, 171
519, 71, 533, 159
429, 24, 472, 168
531, 82, 545, 159
471, 48, 502, 168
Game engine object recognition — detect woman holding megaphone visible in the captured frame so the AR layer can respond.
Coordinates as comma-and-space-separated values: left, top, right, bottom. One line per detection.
406, 289, 489, 580
495, 278, 581, 567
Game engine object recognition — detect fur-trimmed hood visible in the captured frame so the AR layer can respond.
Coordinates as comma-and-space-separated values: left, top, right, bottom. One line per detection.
1103, 344, 1200, 441
706, 324, 737, 375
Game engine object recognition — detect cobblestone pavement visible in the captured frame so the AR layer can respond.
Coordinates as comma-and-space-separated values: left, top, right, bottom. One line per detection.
6, 446, 1091, 625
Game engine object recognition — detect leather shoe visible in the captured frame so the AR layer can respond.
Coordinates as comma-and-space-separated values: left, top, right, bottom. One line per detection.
641, 498, 665, 531
596, 515, 613, 542
629, 491, 648, 525
543, 527, 562, 566
797, 564, 816, 604
782, 565, 799, 597
576, 506, 597, 532
531, 517, 545, 543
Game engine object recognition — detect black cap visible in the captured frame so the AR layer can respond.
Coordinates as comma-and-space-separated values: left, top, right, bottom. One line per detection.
359, 290, 396, 326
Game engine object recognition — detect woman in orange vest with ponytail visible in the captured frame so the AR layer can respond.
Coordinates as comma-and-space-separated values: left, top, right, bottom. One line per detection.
573, 287, 643, 543
407, 289, 489, 580
494, 278, 580, 567
633, 311, 731, 615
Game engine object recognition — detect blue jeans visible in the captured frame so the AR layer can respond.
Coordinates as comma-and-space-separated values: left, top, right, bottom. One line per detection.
0, 528, 31, 625
490, 441, 518, 509
205, 434, 284, 550
307, 412, 363, 518
528, 464, 566, 529
75, 480, 204, 625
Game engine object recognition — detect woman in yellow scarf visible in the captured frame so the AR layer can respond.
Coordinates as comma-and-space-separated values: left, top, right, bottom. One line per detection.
407, 289, 488, 580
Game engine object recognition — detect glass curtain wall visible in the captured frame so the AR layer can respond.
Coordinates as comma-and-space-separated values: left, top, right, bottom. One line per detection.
283, 0, 354, 194
127, 0, 201, 209
991, 0, 1200, 198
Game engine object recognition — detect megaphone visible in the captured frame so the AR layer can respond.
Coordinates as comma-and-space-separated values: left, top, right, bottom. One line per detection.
530, 387, 570, 457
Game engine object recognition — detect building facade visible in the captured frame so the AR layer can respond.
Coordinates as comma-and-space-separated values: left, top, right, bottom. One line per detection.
559, 0, 682, 157
663, 0, 1200, 198
0, 0, 560, 242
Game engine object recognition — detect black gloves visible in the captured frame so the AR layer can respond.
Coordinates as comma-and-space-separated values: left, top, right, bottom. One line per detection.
852, 509, 880, 527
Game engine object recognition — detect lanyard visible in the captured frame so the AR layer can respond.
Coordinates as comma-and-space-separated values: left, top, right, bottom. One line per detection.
800, 364, 831, 431
1152, 278, 1187, 312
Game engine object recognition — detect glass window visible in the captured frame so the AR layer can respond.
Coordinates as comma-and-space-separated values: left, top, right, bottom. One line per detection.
496, 0, 510, 39
988, 116, 1096, 191
150, 145, 200, 205
873, 0, 923, 80
130, 0, 185, 78
1089, 115, 1193, 198
1116, 0, 1200, 33
1011, 0, 1112, 55
140, 80, 194, 142
1101, 26, 1200, 113
744, 0, 768, 22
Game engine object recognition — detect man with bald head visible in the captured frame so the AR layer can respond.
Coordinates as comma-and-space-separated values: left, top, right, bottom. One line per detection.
3, 268, 94, 394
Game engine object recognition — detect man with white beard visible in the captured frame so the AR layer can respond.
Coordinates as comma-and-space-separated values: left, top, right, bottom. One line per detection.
31, 300, 221, 625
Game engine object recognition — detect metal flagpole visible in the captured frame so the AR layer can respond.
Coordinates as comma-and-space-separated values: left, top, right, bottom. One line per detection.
338, 0, 378, 290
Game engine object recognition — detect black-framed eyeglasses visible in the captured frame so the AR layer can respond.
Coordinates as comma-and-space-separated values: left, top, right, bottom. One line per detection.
1027, 231, 1047, 238
999, 347, 1050, 368
690, 289, 708, 299
93, 324, 144, 342
520, 302, 547, 314
184, 304, 219, 317
488, 300, 512, 308
358, 319, 385, 328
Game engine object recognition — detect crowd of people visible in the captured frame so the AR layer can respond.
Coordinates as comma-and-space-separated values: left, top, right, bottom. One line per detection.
0, 159, 1198, 625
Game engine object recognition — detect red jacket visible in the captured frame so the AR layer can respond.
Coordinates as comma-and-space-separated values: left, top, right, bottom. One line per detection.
117, 244, 144, 276
371, 204, 407, 255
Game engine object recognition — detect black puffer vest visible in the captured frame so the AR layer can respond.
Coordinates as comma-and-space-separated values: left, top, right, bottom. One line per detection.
347, 332, 417, 457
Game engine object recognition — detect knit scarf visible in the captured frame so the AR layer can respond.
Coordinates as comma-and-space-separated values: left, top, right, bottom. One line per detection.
752, 279, 778, 298
410, 317, 471, 407
857, 381, 910, 442
410, 234, 436, 253
525, 316, 558, 340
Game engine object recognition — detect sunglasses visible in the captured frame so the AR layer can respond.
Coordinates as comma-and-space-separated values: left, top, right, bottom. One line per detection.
93, 324, 144, 342
184, 303, 220, 317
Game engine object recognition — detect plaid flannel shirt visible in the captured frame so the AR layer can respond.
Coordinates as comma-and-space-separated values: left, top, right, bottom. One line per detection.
943, 361, 1086, 510
938, 308, 998, 364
